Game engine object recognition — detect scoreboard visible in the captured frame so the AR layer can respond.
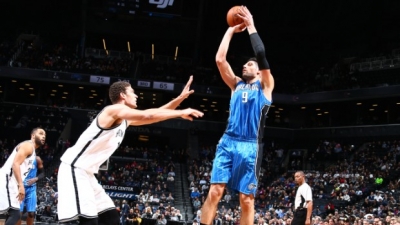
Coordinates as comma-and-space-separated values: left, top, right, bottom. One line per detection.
104, 0, 183, 17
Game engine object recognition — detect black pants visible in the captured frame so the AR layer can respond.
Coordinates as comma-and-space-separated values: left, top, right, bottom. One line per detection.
292, 209, 309, 225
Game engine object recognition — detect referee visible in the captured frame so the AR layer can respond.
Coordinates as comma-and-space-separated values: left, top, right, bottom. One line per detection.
292, 171, 313, 225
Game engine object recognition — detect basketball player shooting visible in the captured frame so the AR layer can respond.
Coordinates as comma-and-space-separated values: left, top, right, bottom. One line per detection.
200, 6, 274, 225
0, 128, 46, 225
57, 76, 203, 225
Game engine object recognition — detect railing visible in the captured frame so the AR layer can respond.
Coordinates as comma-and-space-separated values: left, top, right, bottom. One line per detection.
350, 57, 400, 72
142, 54, 192, 65
85, 48, 133, 59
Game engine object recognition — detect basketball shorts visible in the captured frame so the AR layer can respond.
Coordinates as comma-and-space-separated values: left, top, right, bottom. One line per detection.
57, 162, 115, 222
0, 171, 20, 214
210, 134, 264, 196
20, 186, 37, 212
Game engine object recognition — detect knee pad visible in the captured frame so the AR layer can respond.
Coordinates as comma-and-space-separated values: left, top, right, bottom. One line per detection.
79, 217, 99, 225
5, 209, 21, 225
98, 209, 120, 225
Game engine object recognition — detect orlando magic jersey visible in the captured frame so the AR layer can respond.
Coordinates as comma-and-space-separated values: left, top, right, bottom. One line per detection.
23, 157, 37, 188
0, 140, 36, 184
225, 80, 271, 141
60, 108, 128, 173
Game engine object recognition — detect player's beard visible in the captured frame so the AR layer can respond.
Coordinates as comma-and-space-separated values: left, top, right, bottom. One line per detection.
242, 72, 256, 81
34, 135, 44, 147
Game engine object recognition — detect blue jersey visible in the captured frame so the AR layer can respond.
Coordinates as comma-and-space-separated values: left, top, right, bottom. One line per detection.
23, 157, 37, 188
225, 80, 271, 141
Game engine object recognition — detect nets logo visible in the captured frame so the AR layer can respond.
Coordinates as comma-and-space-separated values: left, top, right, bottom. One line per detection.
149, 0, 174, 9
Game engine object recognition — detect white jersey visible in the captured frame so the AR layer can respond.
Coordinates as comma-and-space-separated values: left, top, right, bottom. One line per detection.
0, 140, 36, 186
60, 109, 128, 174
294, 182, 313, 209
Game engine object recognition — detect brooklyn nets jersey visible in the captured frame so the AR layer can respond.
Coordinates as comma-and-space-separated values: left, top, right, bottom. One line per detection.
0, 140, 36, 185
61, 109, 128, 173
225, 80, 271, 141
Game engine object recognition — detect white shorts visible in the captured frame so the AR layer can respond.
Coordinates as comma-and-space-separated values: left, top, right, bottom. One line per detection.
57, 162, 115, 222
0, 171, 20, 214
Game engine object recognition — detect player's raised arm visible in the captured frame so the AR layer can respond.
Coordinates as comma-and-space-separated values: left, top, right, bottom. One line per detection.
159, 75, 195, 110
12, 142, 34, 201
238, 6, 274, 93
216, 24, 246, 91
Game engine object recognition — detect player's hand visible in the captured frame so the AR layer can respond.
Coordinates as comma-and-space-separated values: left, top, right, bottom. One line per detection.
305, 218, 311, 225
180, 108, 204, 121
228, 23, 246, 34
179, 75, 195, 99
27, 177, 38, 186
237, 6, 255, 28
17, 185, 25, 202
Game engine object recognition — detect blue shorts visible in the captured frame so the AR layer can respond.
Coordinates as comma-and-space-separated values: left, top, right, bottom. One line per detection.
210, 134, 263, 196
20, 186, 37, 212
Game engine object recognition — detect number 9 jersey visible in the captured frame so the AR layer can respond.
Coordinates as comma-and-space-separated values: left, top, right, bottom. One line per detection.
225, 80, 271, 141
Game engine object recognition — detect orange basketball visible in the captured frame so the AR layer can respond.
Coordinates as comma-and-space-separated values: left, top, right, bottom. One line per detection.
226, 6, 244, 27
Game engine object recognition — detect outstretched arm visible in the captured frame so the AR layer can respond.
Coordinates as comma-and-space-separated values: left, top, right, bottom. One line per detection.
238, 6, 274, 92
159, 76, 195, 110
99, 104, 204, 126
216, 24, 246, 91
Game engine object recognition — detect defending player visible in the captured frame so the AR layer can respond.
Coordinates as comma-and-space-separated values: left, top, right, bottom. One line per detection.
200, 6, 274, 225
57, 76, 203, 225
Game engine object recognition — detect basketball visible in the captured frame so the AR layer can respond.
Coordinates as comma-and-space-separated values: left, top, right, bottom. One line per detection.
227, 6, 244, 27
